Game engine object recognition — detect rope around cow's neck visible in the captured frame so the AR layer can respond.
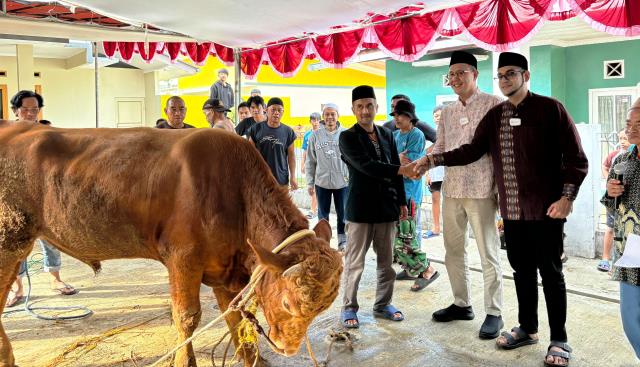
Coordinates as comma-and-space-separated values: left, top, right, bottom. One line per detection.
149, 229, 316, 367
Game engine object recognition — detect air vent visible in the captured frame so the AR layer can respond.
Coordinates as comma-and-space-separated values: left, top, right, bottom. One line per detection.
0, 71, 7, 77
34, 72, 41, 78
604, 60, 624, 79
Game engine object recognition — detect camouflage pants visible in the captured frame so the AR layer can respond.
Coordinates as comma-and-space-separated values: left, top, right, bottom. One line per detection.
394, 217, 429, 277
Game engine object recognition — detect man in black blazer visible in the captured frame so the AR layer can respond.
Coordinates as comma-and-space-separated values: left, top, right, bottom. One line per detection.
338, 85, 416, 328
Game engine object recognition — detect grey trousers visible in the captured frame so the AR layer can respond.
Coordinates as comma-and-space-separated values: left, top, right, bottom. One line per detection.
342, 221, 396, 311
443, 196, 503, 316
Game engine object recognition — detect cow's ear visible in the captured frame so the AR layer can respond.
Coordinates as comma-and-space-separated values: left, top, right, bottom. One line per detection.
313, 219, 332, 242
247, 239, 292, 273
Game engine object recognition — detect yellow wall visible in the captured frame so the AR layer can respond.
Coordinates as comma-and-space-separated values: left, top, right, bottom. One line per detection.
167, 55, 388, 130
0, 56, 149, 128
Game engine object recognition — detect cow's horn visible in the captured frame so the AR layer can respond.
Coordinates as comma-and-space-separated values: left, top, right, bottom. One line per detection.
282, 263, 303, 278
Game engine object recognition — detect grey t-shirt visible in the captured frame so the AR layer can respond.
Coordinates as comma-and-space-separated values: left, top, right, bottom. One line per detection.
248, 123, 296, 185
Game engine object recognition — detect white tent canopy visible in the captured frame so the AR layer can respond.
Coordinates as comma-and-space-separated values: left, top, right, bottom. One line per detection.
64, 0, 480, 47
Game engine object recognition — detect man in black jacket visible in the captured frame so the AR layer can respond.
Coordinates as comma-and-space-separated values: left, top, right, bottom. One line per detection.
338, 85, 416, 328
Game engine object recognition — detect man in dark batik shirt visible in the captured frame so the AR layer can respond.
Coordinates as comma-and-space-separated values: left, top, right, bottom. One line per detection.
415, 52, 588, 367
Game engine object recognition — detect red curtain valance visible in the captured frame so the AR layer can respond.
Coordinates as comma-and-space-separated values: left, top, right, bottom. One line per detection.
102, 0, 640, 78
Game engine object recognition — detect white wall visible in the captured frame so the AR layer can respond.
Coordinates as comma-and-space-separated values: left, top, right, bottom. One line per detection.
0, 56, 148, 128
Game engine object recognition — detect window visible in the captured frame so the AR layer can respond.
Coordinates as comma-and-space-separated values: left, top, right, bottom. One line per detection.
604, 60, 624, 79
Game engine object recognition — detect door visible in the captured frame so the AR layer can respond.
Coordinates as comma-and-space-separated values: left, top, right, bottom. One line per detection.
0, 85, 7, 119
589, 87, 638, 160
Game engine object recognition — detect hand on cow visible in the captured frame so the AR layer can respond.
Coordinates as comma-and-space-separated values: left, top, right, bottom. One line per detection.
399, 151, 412, 165
290, 178, 299, 191
400, 205, 408, 220
308, 185, 315, 196
607, 179, 625, 198
546, 197, 573, 219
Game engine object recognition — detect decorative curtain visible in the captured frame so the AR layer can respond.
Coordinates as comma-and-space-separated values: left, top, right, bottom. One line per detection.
369, 10, 444, 62
311, 28, 364, 68
101, 0, 640, 77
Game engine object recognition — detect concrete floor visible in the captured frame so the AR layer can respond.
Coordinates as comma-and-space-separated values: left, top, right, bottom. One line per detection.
2, 216, 638, 367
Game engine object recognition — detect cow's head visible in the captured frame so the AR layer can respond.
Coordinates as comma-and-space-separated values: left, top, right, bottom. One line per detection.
248, 220, 342, 356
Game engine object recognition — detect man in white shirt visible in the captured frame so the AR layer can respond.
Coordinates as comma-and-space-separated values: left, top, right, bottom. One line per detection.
431, 51, 504, 340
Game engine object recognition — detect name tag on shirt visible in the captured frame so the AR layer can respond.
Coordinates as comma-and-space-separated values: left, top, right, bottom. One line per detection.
509, 118, 521, 126
459, 117, 469, 125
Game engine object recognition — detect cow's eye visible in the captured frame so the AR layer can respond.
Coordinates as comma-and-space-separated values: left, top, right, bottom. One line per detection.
282, 299, 291, 312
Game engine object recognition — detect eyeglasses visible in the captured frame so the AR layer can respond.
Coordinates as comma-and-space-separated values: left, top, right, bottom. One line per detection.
19, 107, 40, 113
447, 70, 472, 79
627, 122, 640, 131
495, 69, 524, 81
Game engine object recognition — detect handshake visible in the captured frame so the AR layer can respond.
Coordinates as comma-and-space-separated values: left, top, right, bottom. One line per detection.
398, 153, 434, 179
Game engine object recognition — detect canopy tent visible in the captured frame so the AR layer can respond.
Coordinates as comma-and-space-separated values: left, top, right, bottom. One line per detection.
3, 0, 640, 78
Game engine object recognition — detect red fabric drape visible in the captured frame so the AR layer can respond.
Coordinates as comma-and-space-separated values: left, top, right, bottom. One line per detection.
241, 48, 265, 79
454, 0, 555, 52
312, 29, 364, 68
571, 0, 640, 36
116, 42, 135, 61
265, 39, 309, 78
371, 10, 444, 62
165, 42, 182, 61
100, 0, 640, 78
184, 42, 211, 65
213, 43, 235, 65
136, 42, 159, 63
103, 41, 117, 57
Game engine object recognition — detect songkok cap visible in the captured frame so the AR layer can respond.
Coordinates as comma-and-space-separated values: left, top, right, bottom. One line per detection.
352, 85, 376, 102
449, 51, 477, 69
498, 52, 528, 70
389, 99, 418, 123
267, 97, 284, 108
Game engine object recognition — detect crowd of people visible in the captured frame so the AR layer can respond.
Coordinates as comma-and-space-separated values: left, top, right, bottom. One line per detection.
5, 51, 640, 367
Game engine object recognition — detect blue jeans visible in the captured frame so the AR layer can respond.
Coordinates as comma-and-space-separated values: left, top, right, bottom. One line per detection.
620, 281, 640, 359
18, 239, 62, 276
315, 186, 348, 235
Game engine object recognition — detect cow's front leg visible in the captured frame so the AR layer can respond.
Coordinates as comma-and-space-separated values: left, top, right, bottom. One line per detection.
167, 261, 203, 367
0, 247, 32, 367
212, 287, 266, 367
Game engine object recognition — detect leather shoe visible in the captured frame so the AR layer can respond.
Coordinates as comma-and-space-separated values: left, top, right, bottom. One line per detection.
479, 314, 504, 339
432, 304, 475, 322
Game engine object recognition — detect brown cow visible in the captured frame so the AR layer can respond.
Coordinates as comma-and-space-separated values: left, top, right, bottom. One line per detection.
0, 121, 342, 367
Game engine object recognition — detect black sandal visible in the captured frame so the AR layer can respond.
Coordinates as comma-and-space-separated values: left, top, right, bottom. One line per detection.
395, 269, 417, 280
496, 326, 539, 350
544, 341, 572, 366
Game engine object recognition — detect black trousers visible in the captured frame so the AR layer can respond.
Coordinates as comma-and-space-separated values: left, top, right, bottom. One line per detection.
503, 219, 567, 342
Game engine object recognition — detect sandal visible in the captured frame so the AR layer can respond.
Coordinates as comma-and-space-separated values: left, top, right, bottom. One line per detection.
544, 341, 572, 366
373, 304, 404, 322
396, 269, 417, 281
410, 271, 439, 292
496, 326, 539, 350
597, 260, 610, 272
5, 294, 24, 308
341, 309, 359, 329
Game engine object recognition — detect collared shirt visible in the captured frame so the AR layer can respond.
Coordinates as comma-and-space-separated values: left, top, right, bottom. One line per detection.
432, 89, 502, 198
434, 92, 589, 220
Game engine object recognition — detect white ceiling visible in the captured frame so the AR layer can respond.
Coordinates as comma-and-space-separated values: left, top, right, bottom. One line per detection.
65, 0, 484, 48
